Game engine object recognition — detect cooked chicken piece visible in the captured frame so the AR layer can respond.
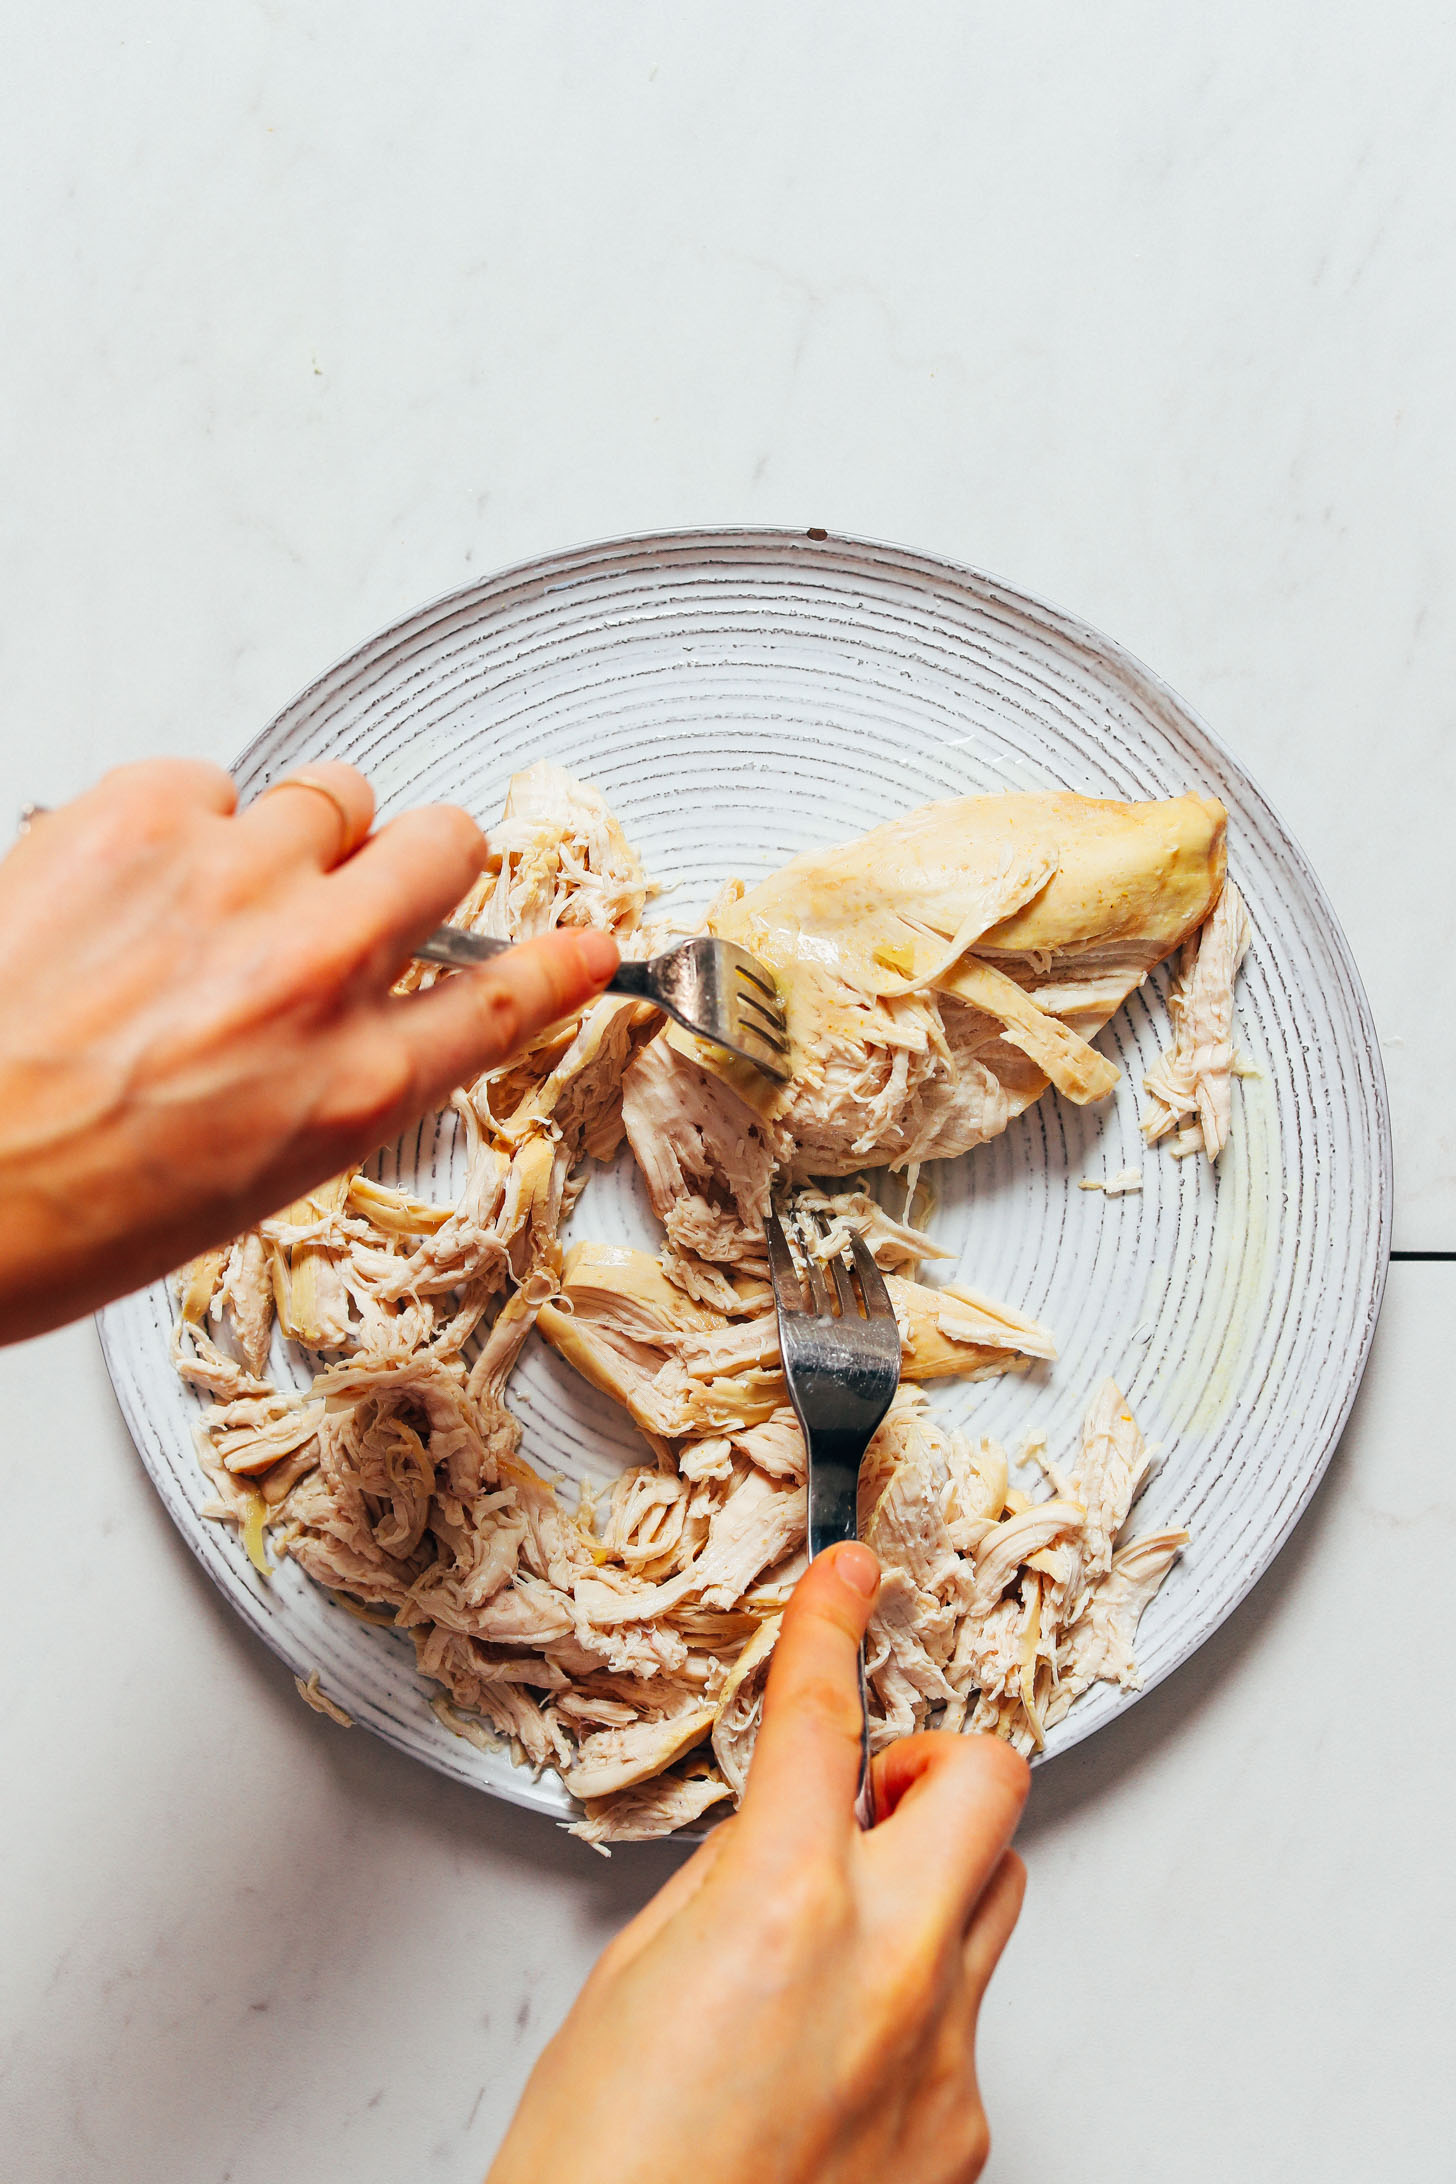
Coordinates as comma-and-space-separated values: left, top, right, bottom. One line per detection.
567, 1768, 735, 1849
1078, 1168, 1143, 1196
573, 1468, 806, 1627
429, 1693, 505, 1753
728, 1409, 805, 1482
570, 1618, 692, 1682
658, 1247, 763, 1315
861, 1391, 966, 1594
865, 1569, 958, 1748
962, 1500, 1086, 1618
560, 1705, 718, 1801
415, 1626, 573, 1771
723, 791, 1222, 992
792, 1184, 951, 1277
948, 1435, 1010, 1535
323, 1350, 505, 1497
621, 1037, 778, 1268
176, 1246, 228, 1328
171, 1310, 273, 1404
624, 1010, 1007, 1248
1067, 1379, 1154, 1589
602, 1468, 695, 1574
477, 1682, 571, 1772
465, 1272, 559, 1421
395, 1437, 601, 1647
172, 1246, 274, 1402
1142, 881, 1252, 1160
344, 1176, 455, 1236
893, 1277, 1057, 1376
258, 1439, 323, 1506
443, 760, 648, 1108
944, 1591, 1035, 1735
679, 1434, 740, 1484
294, 1671, 353, 1728
554, 1692, 642, 1727
463, 1577, 578, 1647
459, 1652, 570, 1691
215, 1232, 275, 1377
711, 1617, 780, 1799
932, 955, 1118, 1104
496, 989, 658, 1162
635, 790, 1226, 1182
194, 1427, 263, 1529
173, 1238, 278, 1393
716, 814, 1062, 999
268, 1174, 353, 1348
395, 759, 645, 1005
487, 758, 648, 937
538, 1241, 1054, 1446
272, 1349, 512, 1622
206, 1394, 324, 1478
1052, 1528, 1189, 1710
840, 1386, 1183, 1759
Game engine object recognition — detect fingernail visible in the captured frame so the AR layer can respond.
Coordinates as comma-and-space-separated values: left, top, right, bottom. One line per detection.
835, 1542, 880, 1598
576, 929, 620, 982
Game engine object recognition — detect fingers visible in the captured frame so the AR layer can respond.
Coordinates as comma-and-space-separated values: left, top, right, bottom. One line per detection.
737, 1541, 880, 1846
389, 928, 620, 1106
961, 1850, 1026, 2000
282, 925, 619, 1157
236, 764, 376, 872
869, 1731, 1029, 1934
313, 803, 492, 972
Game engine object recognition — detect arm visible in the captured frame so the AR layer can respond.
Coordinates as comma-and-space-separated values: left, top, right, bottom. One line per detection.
489, 1541, 1029, 2184
0, 758, 618, 1341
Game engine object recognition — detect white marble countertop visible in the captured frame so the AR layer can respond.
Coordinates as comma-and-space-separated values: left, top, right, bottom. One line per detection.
3, 7, 1454, 2179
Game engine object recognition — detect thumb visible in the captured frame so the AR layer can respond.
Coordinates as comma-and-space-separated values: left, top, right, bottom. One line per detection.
394, 926, 620, 1101
738, 1541, 880, 1847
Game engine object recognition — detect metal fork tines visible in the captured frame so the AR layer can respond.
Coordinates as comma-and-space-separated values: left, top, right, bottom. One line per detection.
414, 928, 791, 1084
765, 1206, 903, 1828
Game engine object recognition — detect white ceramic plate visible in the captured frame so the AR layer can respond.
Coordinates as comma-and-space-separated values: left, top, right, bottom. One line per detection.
99, 528, 1391, 1825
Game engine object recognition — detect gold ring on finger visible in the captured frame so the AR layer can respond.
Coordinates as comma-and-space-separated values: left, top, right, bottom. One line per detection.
256, 771, 361, 862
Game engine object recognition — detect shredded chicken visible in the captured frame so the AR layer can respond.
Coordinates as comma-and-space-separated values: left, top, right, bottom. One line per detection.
294, 1669, 353, 1728
1142, 881, 1253, 1160
174, 767, 1237, 1842
1079, 1169, 1143, 1196
567, 1767, 734, 1852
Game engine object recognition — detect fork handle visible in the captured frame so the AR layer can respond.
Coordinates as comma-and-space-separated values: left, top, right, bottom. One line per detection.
415, 926, 513, 969
852, 1653, 877, 1831
601, 957, 653, 1000
416, 924, 644, 999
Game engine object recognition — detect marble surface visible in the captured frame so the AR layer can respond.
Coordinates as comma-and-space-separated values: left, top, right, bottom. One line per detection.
2, 5, 1453, 2180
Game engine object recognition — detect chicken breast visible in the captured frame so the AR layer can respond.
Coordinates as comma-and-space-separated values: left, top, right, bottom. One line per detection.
709, 787, 1223, 1126
622, 792, 1227, 1255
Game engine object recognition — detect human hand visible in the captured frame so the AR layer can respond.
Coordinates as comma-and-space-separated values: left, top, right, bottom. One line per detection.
488, 1543, 1029, 2184
0, 760, 618, 1341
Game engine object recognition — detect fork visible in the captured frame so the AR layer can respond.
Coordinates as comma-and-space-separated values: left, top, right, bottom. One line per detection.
765, 1206, 903, 1828
414, 928, 790, 1083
